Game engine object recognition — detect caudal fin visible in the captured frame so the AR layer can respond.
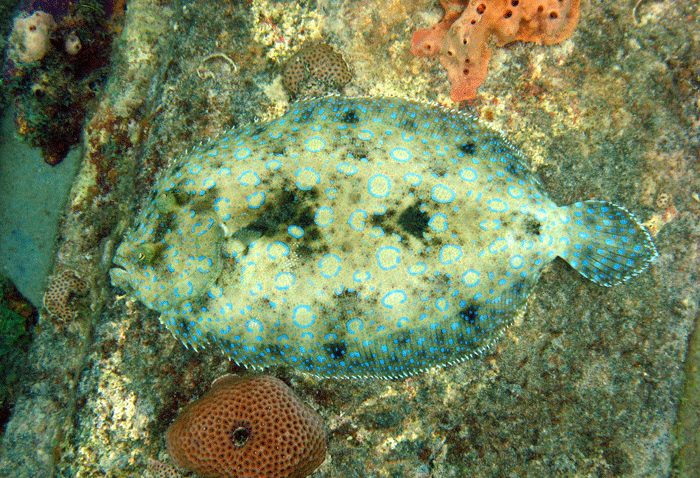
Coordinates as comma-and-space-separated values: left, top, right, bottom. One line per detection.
559, 200, 658, 287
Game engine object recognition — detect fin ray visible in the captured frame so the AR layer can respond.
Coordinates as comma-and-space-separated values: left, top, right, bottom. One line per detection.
559, 200, 658, 287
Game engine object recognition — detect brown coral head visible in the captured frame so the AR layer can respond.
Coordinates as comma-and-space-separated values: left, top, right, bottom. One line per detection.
165, 374, 328, 478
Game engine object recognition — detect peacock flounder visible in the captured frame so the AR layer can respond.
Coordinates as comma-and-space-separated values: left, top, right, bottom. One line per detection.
110, 96, 658, 378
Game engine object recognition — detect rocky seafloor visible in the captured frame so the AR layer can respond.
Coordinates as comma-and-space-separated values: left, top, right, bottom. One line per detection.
0, 0, 699, 477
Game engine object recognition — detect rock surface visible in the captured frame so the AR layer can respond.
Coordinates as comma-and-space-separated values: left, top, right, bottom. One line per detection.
0, 0, 698, 477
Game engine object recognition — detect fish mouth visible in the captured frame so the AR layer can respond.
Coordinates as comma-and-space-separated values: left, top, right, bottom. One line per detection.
108, 264, 132, 291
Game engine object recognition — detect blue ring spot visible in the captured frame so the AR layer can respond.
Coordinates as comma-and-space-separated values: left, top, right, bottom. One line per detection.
274, 272, 296, 290
487, 198, 509, 213
347, 318, 363, 335
382, 290, 407, 309
246, 191, 265, 209
318, 254, 341, 278
510, 255, 524, 269
462, 269, 480, 287
408, 262, 427, 275
337, 162, 358, 175
353, 271, 371, 282
267, 241, 289, 259
459, 168, 478, 182
348, 209, 367, 231
245, 319, 263, 334
295, 167, 320, 190
237, 170, 260, 186
431, 184, 456, 203
292, 305, 316, 328
390, 147, 412, 162
314, 207, 334, 227
488, 238, 509, 254
305, 136, 326, 152
234, 147, 251, 160
403, 173, 422, 185
377, 246, 401, 270
439, 245, 463, 264
358, 129, 374, 141
507, 185, 524, 198
368, 174, 391, 198
428, 213, 448, 232
288, 225, 304, 238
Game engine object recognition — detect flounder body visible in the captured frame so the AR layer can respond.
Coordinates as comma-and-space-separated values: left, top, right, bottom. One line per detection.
110, 96, 657, 378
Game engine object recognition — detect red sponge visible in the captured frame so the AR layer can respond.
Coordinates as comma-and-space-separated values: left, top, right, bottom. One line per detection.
165, 375, 327, 478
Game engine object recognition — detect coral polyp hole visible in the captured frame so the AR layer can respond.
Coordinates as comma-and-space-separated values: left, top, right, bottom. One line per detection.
447, 50, 454, 56
463, 38, 468, 44
537, 5, 544, 12
477, 4, 486, 14
512, 0, 519, 6
549, 11, 559, 18
504, 10, 513, 18
463, 69, 469, 75
231, 426, 251, 447
470, 19, 476, 25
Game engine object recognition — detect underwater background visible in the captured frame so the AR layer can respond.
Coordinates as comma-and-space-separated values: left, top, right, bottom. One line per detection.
0, 0, 698, 476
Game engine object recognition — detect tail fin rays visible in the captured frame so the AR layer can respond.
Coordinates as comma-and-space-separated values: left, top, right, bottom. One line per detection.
559, 200, 658, 287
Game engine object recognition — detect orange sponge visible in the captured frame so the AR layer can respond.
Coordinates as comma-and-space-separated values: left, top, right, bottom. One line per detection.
412, 0, 581, 101
165, 375, 327, 478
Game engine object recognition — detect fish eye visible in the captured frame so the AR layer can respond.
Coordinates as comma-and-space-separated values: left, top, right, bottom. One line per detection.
137, 252, 145, 260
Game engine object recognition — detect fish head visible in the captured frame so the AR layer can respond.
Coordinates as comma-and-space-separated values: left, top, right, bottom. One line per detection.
109, 184, 224, 312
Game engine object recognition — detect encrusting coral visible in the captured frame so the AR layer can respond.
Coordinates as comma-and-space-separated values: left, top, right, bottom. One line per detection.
412, 0, 581, 101
281, 42, 352, 100
165, 375, 327, 478
43, 270, 88, 322
144, 458, 182, 478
